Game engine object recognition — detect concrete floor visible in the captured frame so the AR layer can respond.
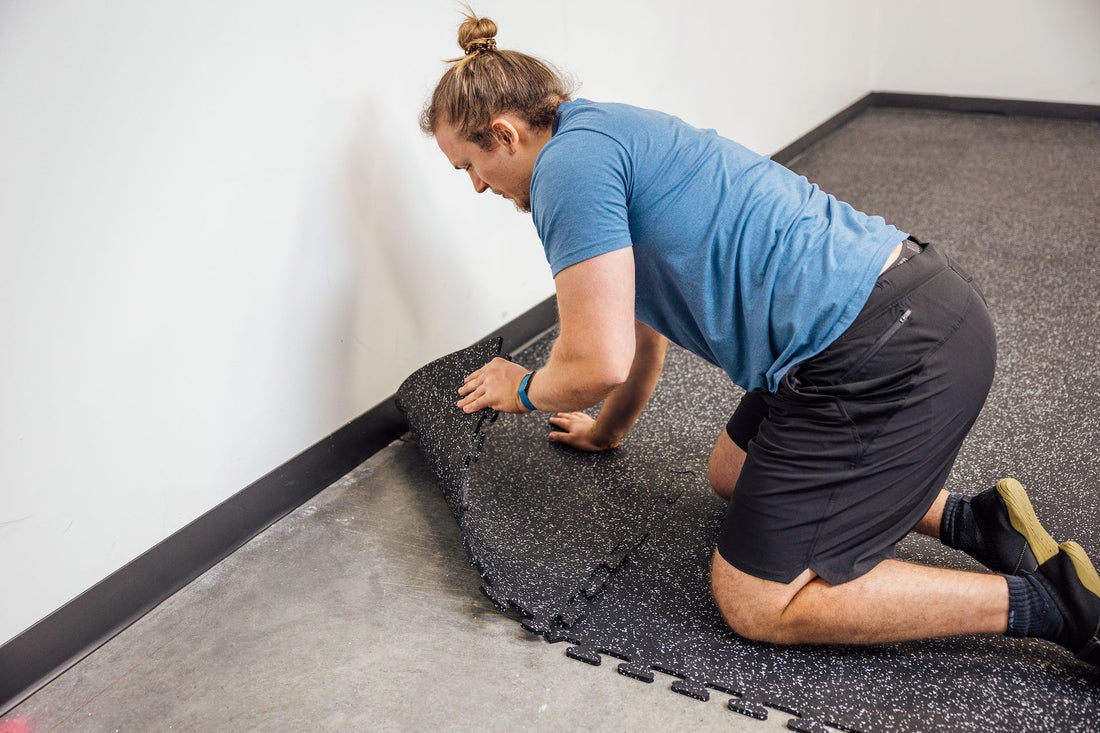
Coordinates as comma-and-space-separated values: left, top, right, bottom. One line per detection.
3, 438, 798, 732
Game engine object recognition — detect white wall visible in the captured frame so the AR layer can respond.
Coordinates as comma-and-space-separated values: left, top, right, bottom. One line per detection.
877, 0, 1100, 104
0, 0, 1094, 651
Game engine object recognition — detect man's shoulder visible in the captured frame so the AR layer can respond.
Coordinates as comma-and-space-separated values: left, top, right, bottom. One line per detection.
534, 108, 632, 186
556, 99, 668, 134
538, 101, 665, 176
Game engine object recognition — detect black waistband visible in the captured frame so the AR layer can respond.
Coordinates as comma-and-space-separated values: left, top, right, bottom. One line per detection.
883, 237, 925, 274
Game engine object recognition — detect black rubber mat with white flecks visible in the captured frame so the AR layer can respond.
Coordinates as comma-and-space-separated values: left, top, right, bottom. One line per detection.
396, 109, 1100, 732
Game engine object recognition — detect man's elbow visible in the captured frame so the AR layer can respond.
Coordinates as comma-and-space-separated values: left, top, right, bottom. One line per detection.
594, 355, 633, 392
595, 365, 630, 394
572, 354, 631, 399
555, 340, 633, 401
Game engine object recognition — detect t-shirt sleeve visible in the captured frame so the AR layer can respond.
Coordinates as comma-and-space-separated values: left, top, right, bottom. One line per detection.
530, 130, 634, 276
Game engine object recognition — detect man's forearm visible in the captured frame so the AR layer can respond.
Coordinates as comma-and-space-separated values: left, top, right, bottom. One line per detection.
523, 338, 632, 413
527, 322, 667, 444
589, 323, 668, 446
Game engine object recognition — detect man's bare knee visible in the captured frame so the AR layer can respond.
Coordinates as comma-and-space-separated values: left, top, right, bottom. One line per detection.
710, 550, 813, 645
708, 465, 737, 501
711, 556, 777, 641
715, 595, 779, 642
708, 430, 745, 501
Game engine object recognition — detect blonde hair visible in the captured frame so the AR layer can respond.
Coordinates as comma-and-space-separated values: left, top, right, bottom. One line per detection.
420, 12, 574, 149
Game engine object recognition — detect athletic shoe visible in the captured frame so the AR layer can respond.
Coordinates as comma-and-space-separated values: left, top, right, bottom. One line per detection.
969, 478, 1059, 574
1036, 541, 1100, 665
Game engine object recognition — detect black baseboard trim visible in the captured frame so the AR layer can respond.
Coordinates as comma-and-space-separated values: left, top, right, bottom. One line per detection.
869, 91, 1100, 121
5, 89, 1097, 715
771, 93, 875, 165
771, 92, 1100, 169
0, 296, 559, 715
489, 294, 559, 355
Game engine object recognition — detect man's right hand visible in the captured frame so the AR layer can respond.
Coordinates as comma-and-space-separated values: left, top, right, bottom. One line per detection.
457, 357, 530, 414
547, 411, 621, 452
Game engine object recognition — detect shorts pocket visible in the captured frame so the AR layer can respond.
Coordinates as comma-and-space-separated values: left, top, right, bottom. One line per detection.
838, 307, 913, 382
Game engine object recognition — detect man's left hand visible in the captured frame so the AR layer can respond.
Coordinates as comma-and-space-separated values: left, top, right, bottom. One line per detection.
548, 411, 621, 452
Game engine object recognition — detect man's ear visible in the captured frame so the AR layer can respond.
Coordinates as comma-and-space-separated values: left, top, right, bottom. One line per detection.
490, 117, 521, 153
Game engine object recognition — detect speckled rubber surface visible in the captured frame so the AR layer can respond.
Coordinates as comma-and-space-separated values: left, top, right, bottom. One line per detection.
397, 333, 724, 636
395, 337, 501, 518
397, 109, 1100, 731
463, 332, 689, 633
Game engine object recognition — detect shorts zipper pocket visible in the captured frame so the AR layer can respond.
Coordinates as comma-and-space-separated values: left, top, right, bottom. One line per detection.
843, 308, 912, 378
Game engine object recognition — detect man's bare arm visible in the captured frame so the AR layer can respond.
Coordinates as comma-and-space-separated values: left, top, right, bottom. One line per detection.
456, 247, 636, 414
549, 321, 668, 451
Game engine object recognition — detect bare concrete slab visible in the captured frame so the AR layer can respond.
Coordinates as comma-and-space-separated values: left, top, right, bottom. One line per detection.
3, 439, 791, 732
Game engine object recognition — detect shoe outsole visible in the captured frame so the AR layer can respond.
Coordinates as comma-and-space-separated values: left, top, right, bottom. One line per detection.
1061, 541, 1100, 598
1058, 541, 1100, 664
997, 478, 1059, 568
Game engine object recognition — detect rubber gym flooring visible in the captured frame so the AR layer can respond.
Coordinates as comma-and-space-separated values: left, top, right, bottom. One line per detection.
397, 108, 1100, 732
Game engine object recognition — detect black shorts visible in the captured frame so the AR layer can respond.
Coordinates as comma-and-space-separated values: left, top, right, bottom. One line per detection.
716, 241, 997, 585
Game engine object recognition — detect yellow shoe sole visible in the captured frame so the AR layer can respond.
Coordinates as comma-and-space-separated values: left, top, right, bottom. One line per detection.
1062, 541, 1100, 598
997, 478, 1059, 567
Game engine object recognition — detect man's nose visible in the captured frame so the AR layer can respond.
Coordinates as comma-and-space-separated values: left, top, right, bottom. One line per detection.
468, 170, 488, 194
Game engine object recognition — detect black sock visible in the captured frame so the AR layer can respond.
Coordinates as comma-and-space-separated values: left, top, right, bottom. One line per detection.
941, 492, 991, 567
1004, 573, 1065, 641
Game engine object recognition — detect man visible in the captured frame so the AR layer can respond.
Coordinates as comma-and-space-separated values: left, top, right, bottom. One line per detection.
421, 13, 1099, 663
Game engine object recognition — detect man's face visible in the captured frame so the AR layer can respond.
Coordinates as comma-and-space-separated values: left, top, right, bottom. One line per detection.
435, 119, 536, 213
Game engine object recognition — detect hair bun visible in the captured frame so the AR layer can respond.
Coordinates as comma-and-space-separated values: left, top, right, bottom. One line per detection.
457, 14, 498, 55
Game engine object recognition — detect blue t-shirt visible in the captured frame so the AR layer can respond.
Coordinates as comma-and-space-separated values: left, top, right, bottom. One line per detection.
529, 100, 906, 393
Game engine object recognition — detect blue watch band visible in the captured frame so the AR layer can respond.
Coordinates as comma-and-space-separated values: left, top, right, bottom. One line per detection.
517, 371, 537, 411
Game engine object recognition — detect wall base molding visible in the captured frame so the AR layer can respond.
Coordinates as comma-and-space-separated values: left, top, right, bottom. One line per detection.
772, 92, 1100, 166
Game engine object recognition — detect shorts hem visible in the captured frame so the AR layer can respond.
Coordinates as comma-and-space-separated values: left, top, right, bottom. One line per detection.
716, 543, 895, 587
714, 543, 806, 585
